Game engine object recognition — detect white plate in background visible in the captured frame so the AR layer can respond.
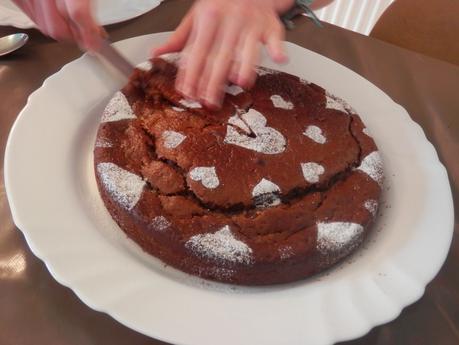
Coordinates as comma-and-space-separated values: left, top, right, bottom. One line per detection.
5, 32, 454, 345
0, 0, 162, 29
311, 0, 394, 35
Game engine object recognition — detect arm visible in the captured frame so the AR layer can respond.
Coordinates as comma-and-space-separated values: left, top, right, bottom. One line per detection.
153, 0, 295, 108
13, 0, 102, 51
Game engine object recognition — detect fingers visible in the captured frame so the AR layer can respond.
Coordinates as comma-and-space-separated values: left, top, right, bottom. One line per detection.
13, 0, 36, 19
62, 0, 102, 51
32, 0, 74, 41
152, 12, 193, 57
236, 32, 261, 89
198, 19, 242, 107
263, 17, 287, 63
146, 0, 289, 110
17, 0, 102, 50
176, 5, 219, 99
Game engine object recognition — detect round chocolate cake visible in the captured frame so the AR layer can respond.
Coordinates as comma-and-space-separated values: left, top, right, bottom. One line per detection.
94, 57, 383, 285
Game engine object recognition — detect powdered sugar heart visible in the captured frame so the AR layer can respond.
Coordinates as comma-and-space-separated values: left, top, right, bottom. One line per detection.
172, 106, 185, 112
255, 67, 278, 76
185, 225, 253, 264
151, 216, 171, 231
101, 91, 136, 123
225, 85, 244, 96
227, 115, 250, 133
252, 178, 281, 208
179, 99, 202, 109
317, 222, 364, 253
301, 162, 325, 183
137, 61, 152, 71
162, 130, 186, 149
303, 125, 326, 144
161, 52, 180, 65
270, 95, 294, 110
189, 167, 220, 189
357, 151, 383, 187
97, 162, 145, 210
224, 109, 286, 154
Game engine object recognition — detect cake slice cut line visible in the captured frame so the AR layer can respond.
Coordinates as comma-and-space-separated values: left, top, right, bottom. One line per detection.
223, 108, 287, 155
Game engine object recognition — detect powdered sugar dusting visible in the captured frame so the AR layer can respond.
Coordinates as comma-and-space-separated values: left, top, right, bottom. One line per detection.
357, 151, 384, 187
162, 130, 186, 149
301, 162, 325, 183
95, 137, 112, 148
270, 95, 294, 110
224, 109, 286, 154
317, 222, 364, 253
256, 67, 278, 76
185, 225, 253, 264
204, 266, 235, 280
179, 99, 202, 109
101, 91, 136, 123
303, 125, 326, 144
252, 178, 280, 196
136, 61, 152, 71
279, 246, 294, 259
252, 178, 281, 208
364, 199, 378, 217
189, 167, 220, 189
225, 85, 244, 96
362, 127, 371, 136
161, 53, 180, 65
172, 106, 185, 112
151, 216, 171, 231
228, 115, 250, 134
97, 162, 145, 210
326, 94, 348, 113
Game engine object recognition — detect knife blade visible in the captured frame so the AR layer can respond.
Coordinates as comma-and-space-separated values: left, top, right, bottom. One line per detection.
96, 39, 135, 80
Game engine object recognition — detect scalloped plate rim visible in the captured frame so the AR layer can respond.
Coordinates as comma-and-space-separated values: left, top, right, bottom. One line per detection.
4, 32, 454, 345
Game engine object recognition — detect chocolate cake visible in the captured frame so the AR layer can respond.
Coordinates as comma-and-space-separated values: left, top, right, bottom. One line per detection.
94, 56, 383, 285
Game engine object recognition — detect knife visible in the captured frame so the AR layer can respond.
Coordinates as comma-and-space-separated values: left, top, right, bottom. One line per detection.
96, 39, 135, 80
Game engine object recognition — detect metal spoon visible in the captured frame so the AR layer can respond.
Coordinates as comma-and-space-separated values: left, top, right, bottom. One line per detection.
0, 33, 29, 57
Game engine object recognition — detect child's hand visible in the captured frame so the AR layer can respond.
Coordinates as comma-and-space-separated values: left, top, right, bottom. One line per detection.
153, 0, 294, 108
13, 0, 103, 51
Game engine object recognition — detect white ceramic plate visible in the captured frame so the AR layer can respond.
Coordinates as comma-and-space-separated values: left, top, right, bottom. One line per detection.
310, 0, 394, 35
0, 0, 162, 29
5, 33, 454, 345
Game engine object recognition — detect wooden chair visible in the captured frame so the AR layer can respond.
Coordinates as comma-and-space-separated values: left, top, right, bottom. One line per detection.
370, 0, 459, 66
